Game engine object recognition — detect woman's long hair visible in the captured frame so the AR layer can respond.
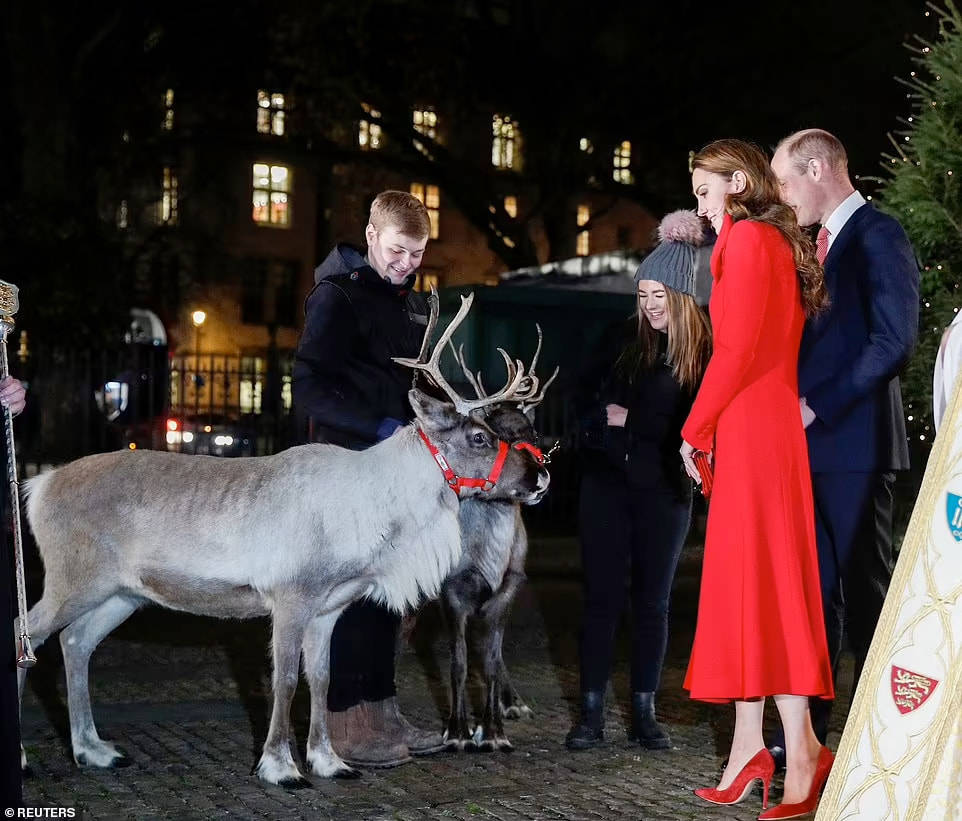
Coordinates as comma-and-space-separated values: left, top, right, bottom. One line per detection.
692, 139, 829, 317
617, 287, 712, 392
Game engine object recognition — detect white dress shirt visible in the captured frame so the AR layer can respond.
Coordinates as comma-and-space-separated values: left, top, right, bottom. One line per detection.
823, 190, 867, 251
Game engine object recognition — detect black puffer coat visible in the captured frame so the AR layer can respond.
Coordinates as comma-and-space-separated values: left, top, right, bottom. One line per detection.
293, 244, 428, 449
577, 317, 694, 500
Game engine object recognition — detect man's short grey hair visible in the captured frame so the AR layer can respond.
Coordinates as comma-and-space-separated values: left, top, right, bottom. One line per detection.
777, 129, 849, 177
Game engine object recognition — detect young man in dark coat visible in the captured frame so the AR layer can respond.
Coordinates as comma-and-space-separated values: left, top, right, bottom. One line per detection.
1, 374, 27, 808
292, 190, 442, 768
770, 129, 920, 766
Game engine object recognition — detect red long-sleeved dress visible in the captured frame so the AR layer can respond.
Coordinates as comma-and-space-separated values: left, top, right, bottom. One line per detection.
681, 214, 833, 703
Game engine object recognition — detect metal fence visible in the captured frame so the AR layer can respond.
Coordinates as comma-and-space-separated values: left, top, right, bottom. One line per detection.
13, 344, 297, 474
13, 344, 580, 528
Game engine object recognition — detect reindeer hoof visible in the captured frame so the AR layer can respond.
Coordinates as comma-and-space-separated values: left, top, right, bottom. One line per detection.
75, 747, 130, 769
333, 766, 361, 780
475, 733, 513, 753
446, 737, 478, 752
502, 704, 533, 720
278, 775, 313, 789
443, 729, 477, 752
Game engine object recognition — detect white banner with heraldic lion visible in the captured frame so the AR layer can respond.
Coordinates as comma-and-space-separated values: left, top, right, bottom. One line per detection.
816, 380, 962, 820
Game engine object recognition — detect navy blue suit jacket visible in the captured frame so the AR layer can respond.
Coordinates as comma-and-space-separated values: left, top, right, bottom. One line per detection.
799, 203, 919, 473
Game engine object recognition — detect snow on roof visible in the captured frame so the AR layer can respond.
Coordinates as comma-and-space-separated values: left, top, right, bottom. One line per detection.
498, 250, 642, 294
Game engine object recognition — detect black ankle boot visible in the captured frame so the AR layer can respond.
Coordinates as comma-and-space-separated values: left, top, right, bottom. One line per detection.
630, 691, 670, 750
565, 690, 605, 750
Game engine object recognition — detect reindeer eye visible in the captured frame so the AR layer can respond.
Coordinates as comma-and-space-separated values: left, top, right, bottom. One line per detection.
472, 431, 488, 446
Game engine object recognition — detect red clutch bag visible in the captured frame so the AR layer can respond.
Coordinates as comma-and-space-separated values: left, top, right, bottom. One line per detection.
692, 450, 714, 500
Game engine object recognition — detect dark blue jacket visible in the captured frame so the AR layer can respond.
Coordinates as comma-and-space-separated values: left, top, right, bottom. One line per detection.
799, 203, 919, 473
292, 244, 428, 450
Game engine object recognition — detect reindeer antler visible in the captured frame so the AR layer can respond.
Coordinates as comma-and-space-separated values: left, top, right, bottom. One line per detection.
450, 341, 487, 399
394, 291, 528, 415
514, 324, 559, 412
449, 322, 558, 414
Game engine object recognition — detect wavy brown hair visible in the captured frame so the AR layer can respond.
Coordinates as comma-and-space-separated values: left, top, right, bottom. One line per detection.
692, 139, 828, 317
617, 287, 712, 392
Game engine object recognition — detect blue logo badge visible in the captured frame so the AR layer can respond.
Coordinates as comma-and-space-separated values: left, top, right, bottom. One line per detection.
947, 493, 962, 541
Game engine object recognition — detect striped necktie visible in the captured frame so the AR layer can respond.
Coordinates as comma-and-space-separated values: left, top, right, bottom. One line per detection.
816, 226, 831, 265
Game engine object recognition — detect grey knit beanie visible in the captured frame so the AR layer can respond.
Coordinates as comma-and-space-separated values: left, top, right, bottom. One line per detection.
634, 210, 715, 307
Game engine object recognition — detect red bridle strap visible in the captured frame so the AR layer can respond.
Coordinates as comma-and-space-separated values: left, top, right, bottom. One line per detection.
417, 427, 541, 496
513, 440, 545, 465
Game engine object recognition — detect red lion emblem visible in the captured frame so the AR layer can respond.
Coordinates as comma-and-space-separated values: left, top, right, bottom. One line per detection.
890, 666, 939, 715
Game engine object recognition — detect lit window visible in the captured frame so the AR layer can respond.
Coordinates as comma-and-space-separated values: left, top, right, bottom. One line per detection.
504, 195, 518, 218
413, 108, 437, 139
576, 204, 590, 256
163, 88, 175, 131
579, 137, 593, 154
416, 272, 440, 293
252, 163, 291, 227
160, 167, 178, 225
413, 108, 438, 156
257, 90, 286, 136
240, 357, 264, 414
492, 114, 521, 170
359, 103, 382, 150
410, 182, 440, 239
117, 199, 128, 229
613, 140, 633, 184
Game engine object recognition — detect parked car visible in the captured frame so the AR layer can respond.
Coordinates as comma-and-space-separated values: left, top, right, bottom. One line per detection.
164, 414, 256, 457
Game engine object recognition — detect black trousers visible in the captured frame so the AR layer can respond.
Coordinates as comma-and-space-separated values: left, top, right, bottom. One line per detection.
577, 470, 691, 694
1, 541, 23, 808
808, 470, 896, 740
326, 599, 399, 712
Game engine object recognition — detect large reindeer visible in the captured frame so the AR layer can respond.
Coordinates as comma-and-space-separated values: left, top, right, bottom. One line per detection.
18, 295, 550, 787
404, 297, 557, 752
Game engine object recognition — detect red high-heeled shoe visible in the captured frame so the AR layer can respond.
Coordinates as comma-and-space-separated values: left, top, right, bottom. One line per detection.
757, 745, 834, 820
694, 748, 775, 809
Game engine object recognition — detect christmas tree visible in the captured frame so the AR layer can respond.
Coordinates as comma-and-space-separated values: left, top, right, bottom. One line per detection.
876, 1, 962, 450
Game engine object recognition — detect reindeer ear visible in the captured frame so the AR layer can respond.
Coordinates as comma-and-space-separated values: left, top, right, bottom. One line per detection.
409, 388, 460, 432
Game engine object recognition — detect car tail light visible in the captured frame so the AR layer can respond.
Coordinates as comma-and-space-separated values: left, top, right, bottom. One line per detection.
167, 418, 179, 431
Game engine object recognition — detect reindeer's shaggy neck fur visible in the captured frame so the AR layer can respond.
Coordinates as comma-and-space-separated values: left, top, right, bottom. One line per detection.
456, 500, 522, 592
354, 428, 462, 610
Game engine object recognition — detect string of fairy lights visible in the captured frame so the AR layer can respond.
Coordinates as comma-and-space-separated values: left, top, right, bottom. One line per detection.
880, 4, 960, 447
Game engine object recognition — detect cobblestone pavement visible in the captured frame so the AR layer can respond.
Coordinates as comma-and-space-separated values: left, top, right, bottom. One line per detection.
19, 535, 854, 820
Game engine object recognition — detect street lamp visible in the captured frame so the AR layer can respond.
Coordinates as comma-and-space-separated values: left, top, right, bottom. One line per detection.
191, 310, 206, 445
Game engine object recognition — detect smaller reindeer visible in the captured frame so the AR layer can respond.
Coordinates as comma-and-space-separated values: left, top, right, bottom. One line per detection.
406, 297, 557, 751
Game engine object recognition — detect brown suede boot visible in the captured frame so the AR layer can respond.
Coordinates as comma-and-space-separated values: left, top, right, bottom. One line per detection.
368, 696, 445, 756
327, 704, 412, 769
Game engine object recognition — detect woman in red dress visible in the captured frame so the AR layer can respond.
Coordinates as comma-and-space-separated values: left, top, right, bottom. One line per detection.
678, 140, 834, 820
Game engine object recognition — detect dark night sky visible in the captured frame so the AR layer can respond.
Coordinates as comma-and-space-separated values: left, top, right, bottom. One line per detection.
597, 0, 934, 204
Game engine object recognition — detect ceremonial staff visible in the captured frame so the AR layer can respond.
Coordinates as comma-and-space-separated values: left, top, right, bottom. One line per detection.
0, 279, 36, 667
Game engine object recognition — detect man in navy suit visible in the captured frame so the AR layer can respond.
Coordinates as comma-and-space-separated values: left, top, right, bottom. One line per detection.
769, 129, 919, 764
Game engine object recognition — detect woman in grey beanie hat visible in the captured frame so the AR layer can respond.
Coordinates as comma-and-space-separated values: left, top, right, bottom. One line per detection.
566, 210, 713, 752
